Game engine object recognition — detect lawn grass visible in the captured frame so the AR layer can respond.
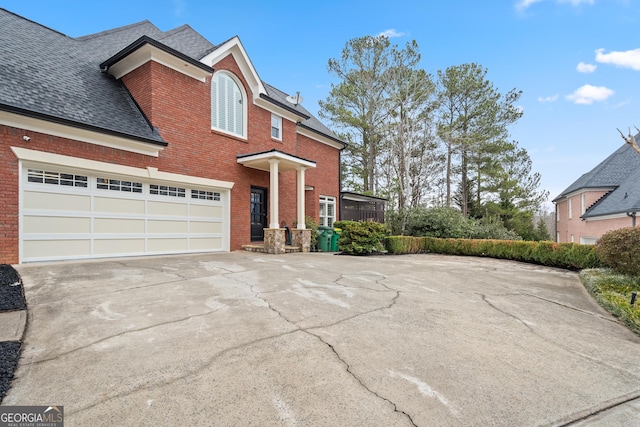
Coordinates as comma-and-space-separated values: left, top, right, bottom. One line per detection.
580, 268, 640, 336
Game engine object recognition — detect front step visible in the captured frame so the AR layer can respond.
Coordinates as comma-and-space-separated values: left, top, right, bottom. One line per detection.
242, 244, 301, 253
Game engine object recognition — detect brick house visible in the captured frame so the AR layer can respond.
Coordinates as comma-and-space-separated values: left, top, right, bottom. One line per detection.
0, 8, 344, 263
553, 142, 640, 244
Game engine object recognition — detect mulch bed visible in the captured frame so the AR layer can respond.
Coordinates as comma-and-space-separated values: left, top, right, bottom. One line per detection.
0, 341, 21, 402
0, 264, 26, 403
0, 264, 26, 311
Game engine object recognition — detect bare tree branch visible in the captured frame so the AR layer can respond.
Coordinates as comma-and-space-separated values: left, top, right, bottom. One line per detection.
617, 127, 640, 155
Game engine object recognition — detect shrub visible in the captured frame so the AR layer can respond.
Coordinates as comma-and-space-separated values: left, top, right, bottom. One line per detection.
404, 207, 475, 238
384, 236, 602, 270
595, 227, 640, 277
580, 268, 640, 335
334, 220, 389, 255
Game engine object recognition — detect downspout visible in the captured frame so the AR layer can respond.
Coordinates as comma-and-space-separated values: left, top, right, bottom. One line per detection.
627, 211, 637, 227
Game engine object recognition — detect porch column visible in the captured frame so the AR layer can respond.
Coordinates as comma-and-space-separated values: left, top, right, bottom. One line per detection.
296, 167, 306, 229
269, 159, 280, 229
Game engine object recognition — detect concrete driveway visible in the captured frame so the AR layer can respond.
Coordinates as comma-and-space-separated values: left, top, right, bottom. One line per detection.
4, 252, 640, 426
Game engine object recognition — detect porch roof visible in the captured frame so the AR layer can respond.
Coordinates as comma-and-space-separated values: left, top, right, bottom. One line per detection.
236, 149, 316, 172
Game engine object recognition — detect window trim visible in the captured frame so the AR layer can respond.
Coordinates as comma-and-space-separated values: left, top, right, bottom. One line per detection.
211, 71, 247, 139
271, 114, 282, 141
319, 195, 337, 227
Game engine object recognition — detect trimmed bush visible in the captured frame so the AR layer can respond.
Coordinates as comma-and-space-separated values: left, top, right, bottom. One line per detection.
384, 236, 602, 270
595, 227, 640, 277
334, 220, 389, 255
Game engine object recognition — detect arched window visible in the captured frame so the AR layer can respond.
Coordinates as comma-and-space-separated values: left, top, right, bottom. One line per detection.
211, 72, 245, 137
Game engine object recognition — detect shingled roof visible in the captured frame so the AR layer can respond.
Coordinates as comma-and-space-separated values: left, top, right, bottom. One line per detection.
0, 8, 341, 147
553, 141, 640, 218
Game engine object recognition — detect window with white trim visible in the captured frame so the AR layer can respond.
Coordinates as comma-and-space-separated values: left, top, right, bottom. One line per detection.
581, 193, 586, 215
211, 72, 244, 137
97, 178, 142, 193
319, 196, 336, 227
27, 169, 88, 187
192, 189, 221, 201
271, 114, 282, 140
150, 184, 186, 197
568, 198, 573, 219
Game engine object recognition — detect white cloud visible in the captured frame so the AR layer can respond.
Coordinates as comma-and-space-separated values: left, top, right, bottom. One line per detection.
538, 94, 559, 102
565, 84, 614, 104
558, 0, 594, 5
576, 62, 596, 73
516, 0, 593, 10
595, 48, 640, 71
515, 0, 544, 10
378, 29, 405, 38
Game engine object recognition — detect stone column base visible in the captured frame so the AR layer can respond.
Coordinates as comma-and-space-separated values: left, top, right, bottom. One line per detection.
291, 229, 311, 253
263, 228, 286, 254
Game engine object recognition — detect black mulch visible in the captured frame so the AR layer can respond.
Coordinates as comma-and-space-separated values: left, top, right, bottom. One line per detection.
0, 264, 26, 403
0, 341, 21, 403
0, 264, 26, 311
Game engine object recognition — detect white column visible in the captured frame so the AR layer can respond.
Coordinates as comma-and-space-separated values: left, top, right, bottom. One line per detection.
269, 159, 279, 229
296, 167, 306, 229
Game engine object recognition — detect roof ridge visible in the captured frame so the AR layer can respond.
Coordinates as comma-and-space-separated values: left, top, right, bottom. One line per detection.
75, 20, 159, 41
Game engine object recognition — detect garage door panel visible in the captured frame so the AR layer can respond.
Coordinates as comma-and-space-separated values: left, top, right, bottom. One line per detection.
147, 238, 188, 252
94, 239, 145, 255
94, 197, 145, 214
148, 220, 188, 234
190, 205, 222, 218
190, 221, 222, 234
190, 237, 222, 251
148, 201, 188, 216
23, 216, 91, 234
24, 239, 91, 259
94, 218, 145, 234
24, 191, 90, 212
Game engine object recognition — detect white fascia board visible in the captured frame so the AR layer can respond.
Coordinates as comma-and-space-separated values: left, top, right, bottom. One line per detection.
200, 37, 266, 97
107, 44, 212, 82
253, 97, 303, 123
583, 212, 632, 221
296, 126, 344, 150
1, 110, 163, 157
11, 146, 234, 189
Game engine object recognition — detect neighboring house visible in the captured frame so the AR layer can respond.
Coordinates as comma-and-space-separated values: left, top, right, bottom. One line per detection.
553, 142, 640, 244
0, 8, 344, 264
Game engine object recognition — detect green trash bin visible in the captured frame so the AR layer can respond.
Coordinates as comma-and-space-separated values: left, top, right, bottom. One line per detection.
330, 228, 342, 252
317, 226, 333, 252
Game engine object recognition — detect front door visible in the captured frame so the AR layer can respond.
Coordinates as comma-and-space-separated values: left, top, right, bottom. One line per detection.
250, 186, 267, 241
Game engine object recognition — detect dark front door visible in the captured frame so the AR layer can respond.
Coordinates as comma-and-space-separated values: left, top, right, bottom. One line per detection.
250, 187, 267, 241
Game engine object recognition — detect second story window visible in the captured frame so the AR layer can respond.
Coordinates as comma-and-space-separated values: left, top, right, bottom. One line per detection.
211, 72, 245, 138
271, 114, 282, 140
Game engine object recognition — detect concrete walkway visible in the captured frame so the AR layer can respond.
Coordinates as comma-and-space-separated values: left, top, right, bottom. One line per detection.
4, 252, 640, 426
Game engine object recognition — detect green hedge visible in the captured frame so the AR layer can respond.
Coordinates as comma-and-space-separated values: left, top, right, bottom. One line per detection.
384, 236, 602, 270
334, 220, 389, 255
595, 227, 640, 277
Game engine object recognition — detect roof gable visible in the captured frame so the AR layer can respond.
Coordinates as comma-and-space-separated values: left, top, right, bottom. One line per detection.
199, 36, 266, 98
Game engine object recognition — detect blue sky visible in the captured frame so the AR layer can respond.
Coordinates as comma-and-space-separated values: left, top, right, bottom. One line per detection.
4, 0, 640, 208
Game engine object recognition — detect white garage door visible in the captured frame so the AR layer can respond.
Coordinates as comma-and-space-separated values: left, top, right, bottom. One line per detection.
20, 166, 229, 262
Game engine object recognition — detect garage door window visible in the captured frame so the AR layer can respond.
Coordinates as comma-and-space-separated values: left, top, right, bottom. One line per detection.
192, 189, 221, 201
97, 178, 143, 193
150, 184, 186, 197
27, 169, 88, 187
